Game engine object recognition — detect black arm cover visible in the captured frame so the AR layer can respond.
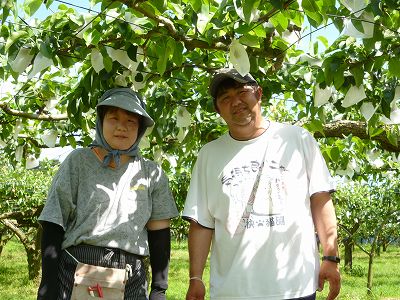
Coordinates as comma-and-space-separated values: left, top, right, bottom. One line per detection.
37, 221, 64, 300
148, 227, 171, 300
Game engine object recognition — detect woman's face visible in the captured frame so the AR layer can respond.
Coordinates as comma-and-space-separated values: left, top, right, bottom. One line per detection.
102, 107, 140, 150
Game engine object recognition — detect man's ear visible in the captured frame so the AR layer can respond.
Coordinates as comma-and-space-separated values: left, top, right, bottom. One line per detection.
213, 99, 220, 113
255, 86, 263, 101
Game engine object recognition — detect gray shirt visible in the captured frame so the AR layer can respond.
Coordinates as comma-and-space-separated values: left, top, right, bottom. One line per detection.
39, 148, 178, 256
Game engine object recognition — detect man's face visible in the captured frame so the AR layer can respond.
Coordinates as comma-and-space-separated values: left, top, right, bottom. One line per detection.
215, 83, 262, 129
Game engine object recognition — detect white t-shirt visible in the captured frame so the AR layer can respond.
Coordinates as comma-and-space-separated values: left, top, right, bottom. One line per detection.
183, 121, 335, 300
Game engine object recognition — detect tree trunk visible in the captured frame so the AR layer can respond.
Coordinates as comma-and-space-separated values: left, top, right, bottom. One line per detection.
367, 252, 374, 294
23, 227, 42, 281
0, 228, 12, 255
344, 239, 353, 269
25, 243, 41, 280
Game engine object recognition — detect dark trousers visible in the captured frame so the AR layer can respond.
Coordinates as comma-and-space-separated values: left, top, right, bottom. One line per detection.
287, 292, 316, 300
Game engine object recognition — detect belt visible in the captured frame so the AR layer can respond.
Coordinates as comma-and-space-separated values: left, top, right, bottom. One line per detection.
66, 244, 143, 269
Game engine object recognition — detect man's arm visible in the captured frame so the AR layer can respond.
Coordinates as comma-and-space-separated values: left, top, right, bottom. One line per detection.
310, 192, 341, 300
186, 220, 213, 300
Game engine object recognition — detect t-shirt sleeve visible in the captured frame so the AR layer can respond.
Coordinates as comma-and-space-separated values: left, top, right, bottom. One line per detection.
148, 164, 179, 220
38, 153, 77, 230
301, 129, 336, 196
182, 151, 215, 229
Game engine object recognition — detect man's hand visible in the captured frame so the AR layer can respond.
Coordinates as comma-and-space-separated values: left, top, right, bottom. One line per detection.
318, 260, 341, 300
186, 278, 206, 300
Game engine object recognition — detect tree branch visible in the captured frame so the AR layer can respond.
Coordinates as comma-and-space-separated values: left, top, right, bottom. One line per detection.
0, 207, 42, 221
0, 219, 28, 245
311, 120, 400, 153
0, 103, 68, 121
123, 1, 228, 51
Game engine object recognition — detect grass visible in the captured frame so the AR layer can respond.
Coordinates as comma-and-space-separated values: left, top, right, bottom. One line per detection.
0, 238, 399, 299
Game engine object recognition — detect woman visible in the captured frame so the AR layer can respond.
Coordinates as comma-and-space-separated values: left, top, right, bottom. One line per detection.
37, 87, 179, 300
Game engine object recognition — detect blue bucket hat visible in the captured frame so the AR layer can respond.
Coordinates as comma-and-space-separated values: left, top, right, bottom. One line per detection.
97, 88, 154, 127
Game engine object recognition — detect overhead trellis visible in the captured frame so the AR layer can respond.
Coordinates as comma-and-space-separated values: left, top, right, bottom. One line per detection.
0, 0, 399, 182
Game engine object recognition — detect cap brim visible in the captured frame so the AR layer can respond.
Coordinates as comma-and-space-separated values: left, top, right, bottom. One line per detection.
209, 70, 257, 99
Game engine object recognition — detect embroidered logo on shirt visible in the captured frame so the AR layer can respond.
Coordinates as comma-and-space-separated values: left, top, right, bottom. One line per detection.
131, 185, 146, 191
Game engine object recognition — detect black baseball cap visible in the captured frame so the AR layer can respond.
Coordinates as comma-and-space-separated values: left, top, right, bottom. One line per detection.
209, 68, 258, 99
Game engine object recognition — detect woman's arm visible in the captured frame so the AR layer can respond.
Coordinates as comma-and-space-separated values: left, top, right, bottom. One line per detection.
37, 221, 64, 300
147, 219, 171, 300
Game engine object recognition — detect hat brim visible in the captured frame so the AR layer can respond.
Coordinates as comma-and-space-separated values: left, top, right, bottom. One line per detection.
97, 93, 154, 128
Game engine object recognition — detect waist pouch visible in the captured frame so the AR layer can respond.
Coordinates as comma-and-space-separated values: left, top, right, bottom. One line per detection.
68, 250, 132, 299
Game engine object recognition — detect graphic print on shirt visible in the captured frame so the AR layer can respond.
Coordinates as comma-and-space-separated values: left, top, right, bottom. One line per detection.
93, 163, 140, 235
223, 159, 287, 235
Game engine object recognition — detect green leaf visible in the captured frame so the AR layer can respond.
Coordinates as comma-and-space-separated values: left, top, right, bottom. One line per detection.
127, 44, 138, 62
24, 0, 42, 17
83, 28, 101, 46
352, 20, 364, 34
269, 0, 285, 9
293, 90, 306, 105
350, 65, 364, 87
302, 0, 321, 13
150, 0, 166, 13
313, 40, 319, 54
387, 130, 398, 147
67, 135, 77, 148
307, 119, 325, 135
388, 58, 400, 77
368, 124, 384, 137
302, 0, 323, 26
5, 31, 28, 51
67, 97, 77, 116
243, 0, 259, 24
157, 37, 175, 75
103, 56, 113, 72
317, 36, 329, 48
57, 135, 66, 147
172, 42, 184, 66
270, 12, 289, 33
1, 24, 9, 39
189, 0, 202, 12
44, 0, 55, 9
330, 146, 341, 161
58, 55, 75, 68
382, 88, 394, 118
39, 42, 52, 58
333, 66, 345, 90
239, 34, 260, 47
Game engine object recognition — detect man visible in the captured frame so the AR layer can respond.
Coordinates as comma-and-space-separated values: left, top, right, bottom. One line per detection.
183, 68, 341, 300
